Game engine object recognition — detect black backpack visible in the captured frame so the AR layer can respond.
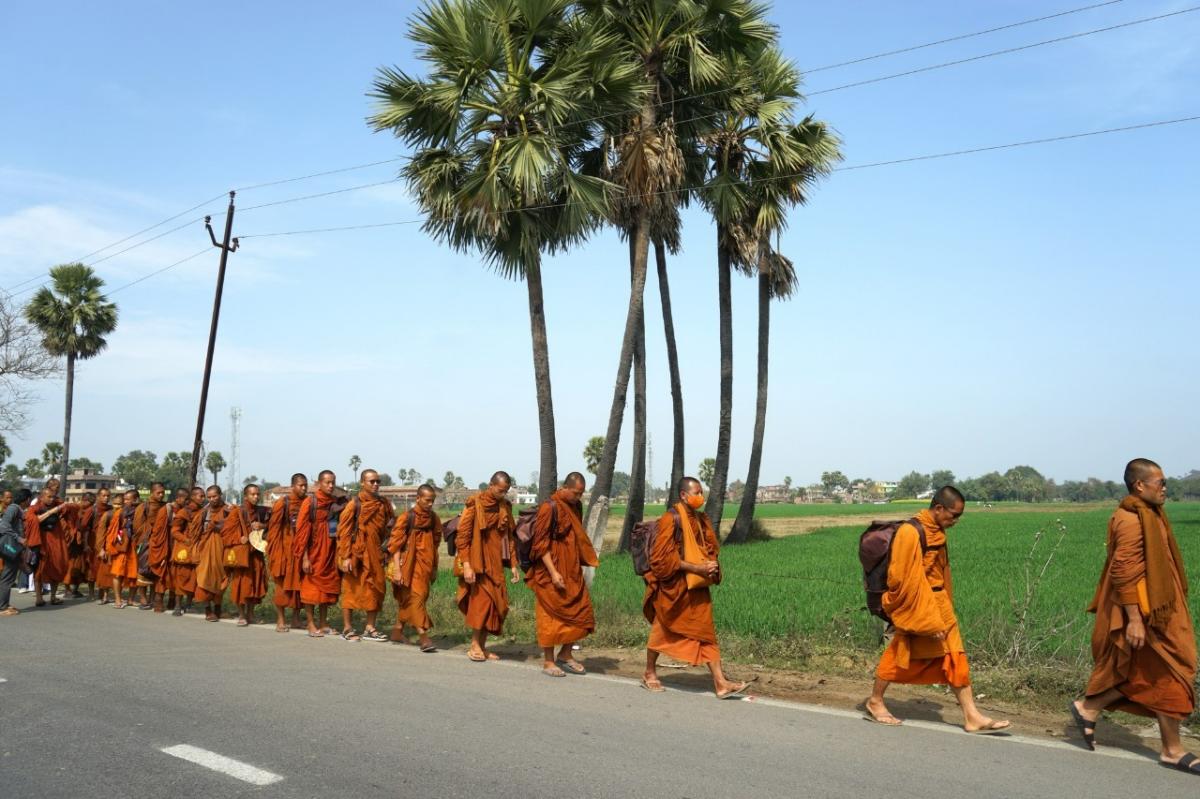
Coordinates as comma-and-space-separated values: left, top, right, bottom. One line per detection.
858, 517, 927, 622
630, 507, 682, 576
513, 501, 558, 573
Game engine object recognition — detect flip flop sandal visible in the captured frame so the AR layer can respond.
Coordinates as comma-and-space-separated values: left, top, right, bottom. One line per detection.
50, 599, 63, 605
543, 666, 567, 677
172, 608, 184, 617
966, 721, 1011, 735
1161, 753, 1200, 776
319, 627, 334, 636
485, 652, 500, 661
556, 659, 586, 675
307, 630, 325, 638
467, 650, 487, 662
362, 629, 389, 642
716, 682, 750, 700
640, 677, 666, 693
419, 643, 438, 653
1068, 702, 1097, 750
340, 630, 361, 642
275, 625, 289, 633
236, 619, 249, 627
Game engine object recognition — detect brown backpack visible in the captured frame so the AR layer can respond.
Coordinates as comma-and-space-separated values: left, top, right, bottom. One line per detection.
858, 517, 927, 622
630, 507, 682, 576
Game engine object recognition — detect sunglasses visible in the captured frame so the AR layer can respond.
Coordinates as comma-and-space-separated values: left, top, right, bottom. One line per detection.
366, 479, 380, 485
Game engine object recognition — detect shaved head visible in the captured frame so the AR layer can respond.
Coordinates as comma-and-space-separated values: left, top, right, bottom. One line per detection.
291, 472, 307, 486
563, 472, 586, 489
676, 476, 701, 497
417, 484, 437, 499
930, 485, 964, 510
490, 471, 512, 488
1124, 458, 1162, 493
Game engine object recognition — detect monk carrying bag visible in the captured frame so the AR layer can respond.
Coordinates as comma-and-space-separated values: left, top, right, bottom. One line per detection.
513, 502, 557, 573
314, 494, 351, 539
442, 514, 461, 556
630, 507, 682, 576
0, 530, 23, 562
858, 517, 927, 622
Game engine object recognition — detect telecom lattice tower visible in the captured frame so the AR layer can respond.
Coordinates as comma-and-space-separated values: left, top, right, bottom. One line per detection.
229, 406, 241, 498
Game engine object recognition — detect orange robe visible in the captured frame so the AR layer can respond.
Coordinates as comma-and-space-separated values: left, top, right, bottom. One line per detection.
1085, 499, 1196, 719
293, 491, 340, 605
62, 503, 88, 583
267, 495, 303, 610
134, 499, 165, 586
455, 492, 514, 635
26, 499, 70, 585
224, 502, 267, 605
526, 490, 598, 647
148, 503, 174, 593
191, 503, 230, 603
337, 491, 394, 612
77, 502, 101, 583
642, 502, 721, 666
104, 505, 141, 581
91, 505, 115, 586
388, 505, 441, 630
170, 500, 202, 596
875, 508, 970, 687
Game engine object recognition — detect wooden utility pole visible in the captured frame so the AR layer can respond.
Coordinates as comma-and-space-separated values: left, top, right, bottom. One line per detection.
189, 191, 239, 487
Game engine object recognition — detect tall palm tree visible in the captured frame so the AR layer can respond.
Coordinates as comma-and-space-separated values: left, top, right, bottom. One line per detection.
370, 0, 642, 502
205, 451, 226, 486
699, 45, 836, 534
349, 454, 362, 484
579, 0, 774, 550
25, 263, 118, 488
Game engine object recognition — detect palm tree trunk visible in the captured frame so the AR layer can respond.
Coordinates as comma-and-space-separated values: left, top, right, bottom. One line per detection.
585, 216, 651, 552
61, 352, 75, 490
706, 232, 733, 534
655, 238, 685, 496
525, 253, 558, 502
618, 292, 647, 554
728, 269, 770, 544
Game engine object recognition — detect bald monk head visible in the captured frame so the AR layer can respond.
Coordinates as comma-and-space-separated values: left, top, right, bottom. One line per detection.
415, 483, 437, 511
676, 476, 704, 509
38, 487, 53, 505
97, 487, 111, 506
122, 489, 139, 508
316, 470, 336, 497
150, 482, 165, 504
563, 472, 586, 502
361, 470, 380, 496
81, 492, 95, 505
172, 488, 187, 508
205, 485, 223, 509
243, 483, 260, 505
46, 477, 60, 497
189, 486, 205, 505
290, 472, 309, 500
487, 471, 512, 501
929, 485, 965, 530
1124, 458, 1166, 506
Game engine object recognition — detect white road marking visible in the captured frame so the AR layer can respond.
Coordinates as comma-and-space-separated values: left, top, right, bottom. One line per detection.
160, 744, 283, 786
0, 677, 7, 683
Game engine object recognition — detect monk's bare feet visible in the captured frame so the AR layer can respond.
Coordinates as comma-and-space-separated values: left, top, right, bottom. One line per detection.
864, 696, 902, 725
715, 680, 749, 700
640, 674, 666, 693
485, 650, 500, 661
467, 647, 487, 662
964, 717, 1011, 734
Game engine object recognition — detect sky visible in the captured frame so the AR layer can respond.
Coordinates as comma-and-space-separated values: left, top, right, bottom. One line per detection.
1, 0, 1197, 490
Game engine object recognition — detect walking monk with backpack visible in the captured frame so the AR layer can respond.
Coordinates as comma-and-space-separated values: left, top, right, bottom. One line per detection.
388, 483, 441, 651
641, 476, 747, 699
864, 485, 1009, 733
455, 471, 519, 662
336, 469, 394, 642
169, 487, 204, 616
526, 472, 597, 678
1069, 459, 1198, 776
294, 470, 343, 638
267, 473, 307, 632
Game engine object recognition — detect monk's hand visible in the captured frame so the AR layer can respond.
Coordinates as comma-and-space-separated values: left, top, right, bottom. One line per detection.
703, 560, 720, 579
510, 566, 520, 584
301, 556, 311, 574
933, 629, 948, 641
1126, 617, 1146, 649
551, 571, 566, 591
240, 536, 248, 545
341, 557, 353, 574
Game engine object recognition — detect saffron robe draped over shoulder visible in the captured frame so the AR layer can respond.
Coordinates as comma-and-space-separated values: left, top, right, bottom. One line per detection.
642, 503, 721, 666
148, 503, 173, 593
455, 492, 514, 635
337, 491, 394, 612
526, 490, 598, 647
134, 499, 165, 586
170, 500, 202, 596
26, 499, 70, 585
293, 491, 340, 605
62, 503, 88, 583
105, 505, 140, 581
267, 495, 303, 610
1085, 498, 1196, 719
224, 502, 267, 605
388, 505, 441, 630
875, 508, 970, 688
191, 504, 230, 603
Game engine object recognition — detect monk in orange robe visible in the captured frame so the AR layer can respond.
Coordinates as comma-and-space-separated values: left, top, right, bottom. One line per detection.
1070, 459, 1198, 775
102, 489, 142, 609
130, 483, 166, 610
336, 469, 394, 642
148, 488, 183, 612
24, 487, 70, 607
63, 492, 92, 598
527, 472, 597, 677
267, 473, 307, 632
865, 486, 1009, 732
225, 484, 268, 626
169, 487, 205, 616
389, 483, 442, 651
641, 476, 746, 698
456, 471, 520, 661
88, 489, 116, 604
191, 485, 233, 622
294, 470, 342, 637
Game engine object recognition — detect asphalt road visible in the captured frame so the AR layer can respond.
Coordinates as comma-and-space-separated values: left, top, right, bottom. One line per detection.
1, 594, 1196, 798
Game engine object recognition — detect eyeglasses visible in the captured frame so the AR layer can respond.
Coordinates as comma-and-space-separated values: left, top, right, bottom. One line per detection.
1141, 478, 1167, 488
366, 479, 380, 485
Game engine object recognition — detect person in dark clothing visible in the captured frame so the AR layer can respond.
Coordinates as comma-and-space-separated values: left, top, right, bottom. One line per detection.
1, 489, 34, 616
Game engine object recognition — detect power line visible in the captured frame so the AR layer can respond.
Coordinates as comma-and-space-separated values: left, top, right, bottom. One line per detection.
234, 157, 408, 192
108, 247, 211, 295
804, 0, 1128, 73
233, 114, 1199, 242
238, 178, 402, 212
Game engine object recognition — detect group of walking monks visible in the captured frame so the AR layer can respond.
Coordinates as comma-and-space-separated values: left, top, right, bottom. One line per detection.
4, 457, 1196, 775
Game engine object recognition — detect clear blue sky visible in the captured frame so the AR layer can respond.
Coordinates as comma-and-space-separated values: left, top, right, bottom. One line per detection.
2, 0, 1197, 489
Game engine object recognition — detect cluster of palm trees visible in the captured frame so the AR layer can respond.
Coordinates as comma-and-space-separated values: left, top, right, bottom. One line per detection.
369, 0, 842, 549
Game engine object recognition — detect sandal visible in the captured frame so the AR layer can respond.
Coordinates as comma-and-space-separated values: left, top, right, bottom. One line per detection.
966, 719, 1011, 735
307, 629, 325, 638
467, 650, 487, 662
556, 659, 586, 675
543, 665, 567, 678
340, 629, 361, 642
113, 602, 126, 610
0, 607, 19, 617
640, 676, 666, 693
419, 642, 438, 653
50, 598, 63, 606
362, 628, 389, 642
1161, 752, 1200, 776
1068, 701, 1097, 750
236, 618, 249, 627
275, 625, 289, 633
716, 681, 750, 700
485, 651, 500, 661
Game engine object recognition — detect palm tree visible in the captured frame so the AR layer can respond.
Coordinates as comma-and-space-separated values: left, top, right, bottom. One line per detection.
205, 451, 226, 486
706, 48, 840, 541
349, 454, 362, 484
41, 441, 64, 477
370, 0, 642, 503
25, 263, 118, 488
579, 0, 774, 551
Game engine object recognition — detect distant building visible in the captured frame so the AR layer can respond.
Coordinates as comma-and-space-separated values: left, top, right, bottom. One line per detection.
755, 484, 791, 503
64, 468, 118, 501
